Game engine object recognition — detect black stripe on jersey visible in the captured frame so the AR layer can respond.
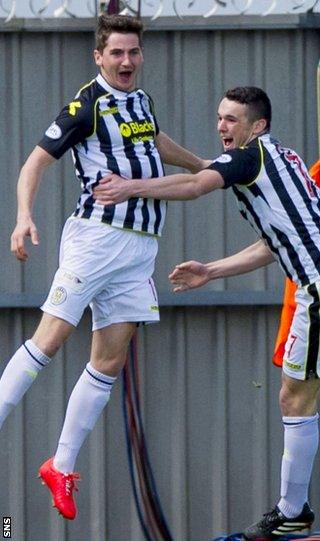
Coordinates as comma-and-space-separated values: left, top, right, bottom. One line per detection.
113, 104, 142, 179
82, 195, 96, 219
113, 103, 142, 229
270, 225, 307, 283
136, 92, 161, 178
95, 101, 120, 224
122, 197, 138, 230
246, 182, 268, 202
92, 170, 115, 224
72, 147, 92, 217
153, 199, 163, 235
137, 92, 165, 233
306, 283, 320, 379
126, 96, 150, 231
233, 186, 293, 280
140, 198, 150, 233
81, 171, 101, 220
96, 102, 121, 176
232, 185, 265, 235
72, 147, 90, 188
263, 147, 320, 269
278, 153, 320, 235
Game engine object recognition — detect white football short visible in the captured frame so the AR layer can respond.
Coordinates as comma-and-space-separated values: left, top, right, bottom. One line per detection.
283, 281, 320, 380
41, 217, 160, 330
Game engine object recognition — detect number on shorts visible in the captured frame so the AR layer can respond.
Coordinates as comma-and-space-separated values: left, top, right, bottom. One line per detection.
286, 333, 297, 358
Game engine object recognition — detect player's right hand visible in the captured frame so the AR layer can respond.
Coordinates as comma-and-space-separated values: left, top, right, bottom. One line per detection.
11, 217, 39, 262
169, 260, 210, 292
93, 174, 131, 205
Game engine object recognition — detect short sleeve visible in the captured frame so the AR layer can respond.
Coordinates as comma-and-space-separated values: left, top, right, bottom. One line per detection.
38, 98, 95, 159
207, 145, 261, 189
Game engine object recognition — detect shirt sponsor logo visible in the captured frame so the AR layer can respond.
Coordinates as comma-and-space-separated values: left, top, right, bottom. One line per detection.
45, 122, 62, 140
119, 120, 155, 142
51, 286, 67, 305
99, 107, 119, 116
213, 153, 232, 164
120, 123, 132, 137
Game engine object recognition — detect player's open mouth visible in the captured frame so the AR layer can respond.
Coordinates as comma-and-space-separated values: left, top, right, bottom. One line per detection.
118, 71, 133, 83
222, 138, 233, 149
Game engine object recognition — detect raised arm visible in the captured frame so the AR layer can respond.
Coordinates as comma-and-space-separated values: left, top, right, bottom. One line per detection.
11, 145, 56, 261
169, 240, 276, 292
155, 131, 211, 173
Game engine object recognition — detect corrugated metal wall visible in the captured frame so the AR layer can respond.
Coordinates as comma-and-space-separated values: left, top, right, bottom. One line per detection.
1, 18, 320, 540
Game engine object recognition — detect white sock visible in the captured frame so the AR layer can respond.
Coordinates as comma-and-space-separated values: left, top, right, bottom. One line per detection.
0, 340, 51, 428
278, 414, 319, 518
53, 362, 116, 473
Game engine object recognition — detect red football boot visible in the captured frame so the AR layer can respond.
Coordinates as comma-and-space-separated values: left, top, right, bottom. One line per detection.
38, 457, 81, 520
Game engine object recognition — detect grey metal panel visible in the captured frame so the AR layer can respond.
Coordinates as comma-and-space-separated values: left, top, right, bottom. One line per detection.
1, 22, 320, 541
0, 289, 284, 307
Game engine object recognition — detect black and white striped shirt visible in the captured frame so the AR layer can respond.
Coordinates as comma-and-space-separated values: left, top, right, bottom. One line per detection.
38, 74, 166, 236
209, 134, 320, 286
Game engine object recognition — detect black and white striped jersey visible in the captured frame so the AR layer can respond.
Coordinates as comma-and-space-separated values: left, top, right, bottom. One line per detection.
38, 73, 166, 236
209, 134, 320, 286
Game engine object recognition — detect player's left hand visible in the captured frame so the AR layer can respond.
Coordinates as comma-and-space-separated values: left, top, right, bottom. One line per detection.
93, 174, 130, 205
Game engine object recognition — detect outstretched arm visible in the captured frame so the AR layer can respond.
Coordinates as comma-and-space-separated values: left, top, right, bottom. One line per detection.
155, 131, 211, 173
93, 168, 224, 205
169, 240, 276, 292
11, 145, 56, 261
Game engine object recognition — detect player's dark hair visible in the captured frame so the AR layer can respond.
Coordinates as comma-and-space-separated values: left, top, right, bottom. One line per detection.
95, 14, 144, 52
225, 87, 272, 130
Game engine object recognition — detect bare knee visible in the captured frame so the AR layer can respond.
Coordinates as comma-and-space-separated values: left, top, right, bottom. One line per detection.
280, 373, 320, 416
90, 323, 135, 377
91, 354, 127, 377
279, 385, 302, 416
32, 313, 74, 357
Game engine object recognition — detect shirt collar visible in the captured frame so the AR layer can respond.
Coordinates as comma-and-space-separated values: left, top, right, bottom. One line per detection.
96, 73, 137, 98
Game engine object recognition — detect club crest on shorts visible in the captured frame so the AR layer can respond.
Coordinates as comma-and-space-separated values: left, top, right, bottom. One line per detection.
51, 286, 67, 305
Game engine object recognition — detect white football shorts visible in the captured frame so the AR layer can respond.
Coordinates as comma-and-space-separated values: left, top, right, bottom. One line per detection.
41, 217, 160, 330
283, 280, 320, 380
